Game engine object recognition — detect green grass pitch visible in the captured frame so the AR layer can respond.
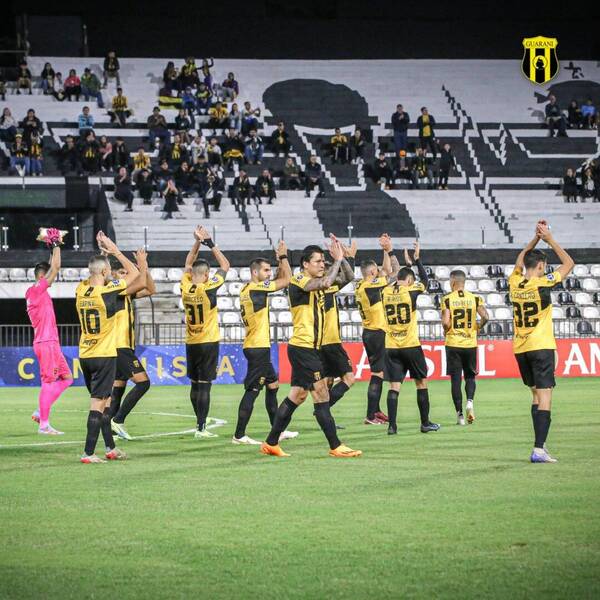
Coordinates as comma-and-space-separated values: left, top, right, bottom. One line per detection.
0, 378, 598, 599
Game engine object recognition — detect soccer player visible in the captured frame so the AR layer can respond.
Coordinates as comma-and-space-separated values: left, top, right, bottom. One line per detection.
354, 234, 400, 424
233, 240, 295, 445
76, 232, 147, 463
109, 248, 156, 440
26, 228, 73, 434
261, 236, 362, 458
441, 270, 489, 424
509, 221, 574, 463
181, 225, 230, 438
382, 241, 440, 435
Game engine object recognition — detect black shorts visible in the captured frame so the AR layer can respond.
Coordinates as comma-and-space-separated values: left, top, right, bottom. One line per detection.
288, 345, 324, 390
80, 357, 117, 399
115, 347, 146, 381
515, 349, 556, 389
186, 342, 219, 382
362, 328, 386, 373
384, 346, 428, 383
320, 343, 353, 378
446, 346, 478, 378
244, 347, 278, 390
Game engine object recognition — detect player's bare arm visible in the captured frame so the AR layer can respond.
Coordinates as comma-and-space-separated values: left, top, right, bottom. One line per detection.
441, 307, 451, 332
45, 245, 61, 286
273, 240, 292, 291
184, 226, 203, 273
476, 304, 489, 330
132, 249, 156, 298
380, 233, 393, 276
197, 225, 230, 276
303, 238, 344, 291
335, 238, 356, 288
537, 223, 575, 280
411, 241, 429, 287
514, 223, 542, 272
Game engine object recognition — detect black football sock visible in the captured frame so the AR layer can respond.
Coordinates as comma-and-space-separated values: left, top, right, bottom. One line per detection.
531, 404, 539, 445
450, 373, 463, 414
465, 377, 476, 402
534, 410, 551, 449
265, 398, 297, 446
101, 407, 115, 451
314, 402, 341, 450
110, 386, 126, 417
84, 410, 102, 456
114, 381, 150, 424
234, 388, 260, 439
265, 387, 278, 425
196, 382, 212, 430
367, 375, 383, 419
190, 382, 199, 418
329, 381, 350, 408
386, 390, 399, 426
416, 388, 430, 425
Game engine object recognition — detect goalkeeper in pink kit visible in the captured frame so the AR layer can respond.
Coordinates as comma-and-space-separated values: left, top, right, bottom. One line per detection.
26, 228, 73, 434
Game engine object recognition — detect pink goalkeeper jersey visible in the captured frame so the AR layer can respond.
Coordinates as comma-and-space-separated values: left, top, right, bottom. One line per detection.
25, 277, 59, 343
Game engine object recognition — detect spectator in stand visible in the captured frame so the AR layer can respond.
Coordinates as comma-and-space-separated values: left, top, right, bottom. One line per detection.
136, 168, 154, 205
59, 135, 79, 175
108, 88, 131, 127
545, 95, 567, 137
9, 134, 29, 175
562, 168, 578, 203
330, 128, 349, 164
161, 133, 189, 169
51, 72, 66, 101
244, 129, 264, 165
132, 147, 151, 179
0, 107, 17, 143
567, 100, 582, 129
162, 179, 181, 220
29, 132, 44, 176
281, 157, 302, 190
147, 106, 170, 149
391, 104, 410, 152
196, 82, 212, 114
437, 142, 455, 190
412, 147, 434, 189
113, 137, 130, 170
40, 62, 55, 95
255, 169, 276, 204
208, 101, 229, 133
241, 102, 261, 135
220, 72, 239, 101
350, 128, 365, 164
223, 129, 245, 171
114, 167, 134, 211
99, 135, 113, 171
200, 172, 224, 218
206, 137, 223, 167
372, 151, 394, 189
175, 161, 195, 196
154, 159, 173, 193
417, 106, 437, 159
175, 108, 193, 144
181, 87, 197, 117
16, 61, 32, 95
581, 99, 597, 129
581, 167, 597, 201
229, 102, 242, 131
103, 51, 121, 88
80, 131, 101, 174
163, 61, 180, 93
64, 69, 81, 101
192, 154, 210, 185
78, 106, 95, 139
180, 57, 199, 89
394, 150, 416, 188
189, 133, 207, 163
0, 70, 6, 101
20, 109, 43, 145
233, 169, 253, 206
305, 155, 325, 198
270, 122, 290, 157
200, 58, 214, 89
81, 68, 104, 108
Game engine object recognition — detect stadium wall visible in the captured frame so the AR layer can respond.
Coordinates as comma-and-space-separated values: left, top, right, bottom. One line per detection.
2, 339, 599, 387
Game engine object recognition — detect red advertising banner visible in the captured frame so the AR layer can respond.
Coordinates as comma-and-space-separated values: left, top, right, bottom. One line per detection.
277, 339, 600, 382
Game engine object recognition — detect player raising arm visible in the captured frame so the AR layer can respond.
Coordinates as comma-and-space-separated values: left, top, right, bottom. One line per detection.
509, 221, 574, 463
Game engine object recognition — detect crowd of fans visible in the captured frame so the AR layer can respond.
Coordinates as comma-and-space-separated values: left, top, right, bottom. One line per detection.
546, 94, 599, 137
563, 161, 600, 203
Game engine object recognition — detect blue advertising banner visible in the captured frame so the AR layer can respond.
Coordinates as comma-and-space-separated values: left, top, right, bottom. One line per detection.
0, 344, 279, 387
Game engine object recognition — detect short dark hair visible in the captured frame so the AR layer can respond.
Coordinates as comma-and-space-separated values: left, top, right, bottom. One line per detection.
250, 257, 270, 271
524, 249, 547, 270
360, 259, 377, 272
449, 269, 466, 281
110, 257, 122, 271
33, 262, 50, 279
301, 245, 324, 267
191, 259, 210, 276
398, 267, 415, 282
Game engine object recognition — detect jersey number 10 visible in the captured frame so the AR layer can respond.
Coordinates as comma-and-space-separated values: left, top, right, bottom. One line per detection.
79, 308, 101, 334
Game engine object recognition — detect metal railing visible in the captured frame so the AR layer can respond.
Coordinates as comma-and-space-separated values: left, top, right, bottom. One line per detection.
1, 320, 598, 347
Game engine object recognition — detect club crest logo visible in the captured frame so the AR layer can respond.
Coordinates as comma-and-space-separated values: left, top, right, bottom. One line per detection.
522, 36, 559, 85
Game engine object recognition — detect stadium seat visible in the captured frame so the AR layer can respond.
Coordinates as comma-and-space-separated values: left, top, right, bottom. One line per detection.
478, 280, 495, 293
350, 310, 362, 323
451, 266, 468, 276
177, 298, 184, 311
417, 295, 433, 308
217, 284, 228, 296
167, 268, 183, 281
494, 307, 512, 320
222, 312, 240, 324
573, 265, 589, 278
341, 324, 355, 340
80, 268, 90, 279
234, 297, 241, 310
583, 306, 600, 319
556, 321, 572, 337
278, 311, 292, 323
577, 321, 594, 336
217, 297, 233, 310
269, 311, 278, 323
342, 281, 356, 293
427, 279, 442, 293
172, 282, 181, 295
26, 268, 35, 280
465, 280, 477, 292
442, 280, 451, 293
552, 306, 565, 319
504, 265, 514, 276
469, 265, 486, 279
226, 269, 239, 282
150, 268, 167, 281
566, 306, 581, 319
558, 292, 574, 305
423, 309, 440, 321
271, 296, 289, 310
590, 265, 600, 278
0, 268, 8, 281
582, 278, 600, 292
594, 292, 600, 305
61, 268, 79, 281
9, 268, 27, 281
487, 265, 504, 278
486, 293, 503, 307
575, 292, 593, 306
435, 266, 450, 279
228, 281, 243, 295
339, 310, 350, 323
239, 267, 251, 282
565, 278, 581, 292
495, 278, 508, 292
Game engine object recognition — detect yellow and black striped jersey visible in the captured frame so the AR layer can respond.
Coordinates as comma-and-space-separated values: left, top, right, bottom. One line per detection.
288, 272, 325, 349
355, 277, 388, 331
382, 282, 425, 349
114, 293, 135, 350
509, 268, 562, 353
75, 279, 127, 358
181, 272, 225, 344
442, 290, 483, 348
240, 280, 277, 349
322, 284, 342, 345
